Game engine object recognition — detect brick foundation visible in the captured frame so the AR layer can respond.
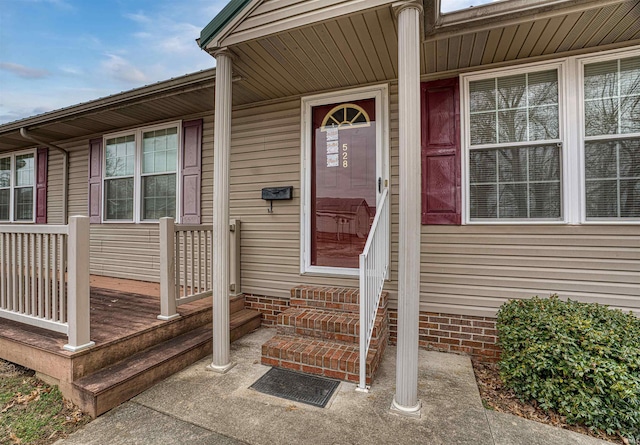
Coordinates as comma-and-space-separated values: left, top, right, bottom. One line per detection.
244, 294, 290, 326
389, 309, 500, 363
244, 293, 501, 363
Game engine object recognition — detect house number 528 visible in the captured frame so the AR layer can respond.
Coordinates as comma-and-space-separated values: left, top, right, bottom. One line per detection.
342, 143, 348, 168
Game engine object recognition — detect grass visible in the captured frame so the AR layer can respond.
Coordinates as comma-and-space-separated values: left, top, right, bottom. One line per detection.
0, 360, 90, 445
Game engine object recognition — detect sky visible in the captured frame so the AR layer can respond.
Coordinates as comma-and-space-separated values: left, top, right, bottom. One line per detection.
0, 0, 496, 126
0, 0, 228, 125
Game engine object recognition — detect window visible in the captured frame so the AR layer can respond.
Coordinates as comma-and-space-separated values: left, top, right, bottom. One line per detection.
583, 56, 640, 219
103, 124, 179, 222
466, 67, 562, 220
460, 48, 640, 224
0, 151, 35, 222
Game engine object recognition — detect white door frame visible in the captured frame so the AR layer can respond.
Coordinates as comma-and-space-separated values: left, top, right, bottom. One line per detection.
300, 84, 390, 277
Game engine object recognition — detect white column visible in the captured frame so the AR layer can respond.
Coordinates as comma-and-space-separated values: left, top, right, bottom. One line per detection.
391, 1, 422, 417
208, 49, 235, 373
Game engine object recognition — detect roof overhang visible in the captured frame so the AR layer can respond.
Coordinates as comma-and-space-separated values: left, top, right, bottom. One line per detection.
0, 69, 216, 152
199, 0, 260, 51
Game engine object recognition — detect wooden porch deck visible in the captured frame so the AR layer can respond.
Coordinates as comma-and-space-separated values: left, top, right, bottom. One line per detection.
0, 276, 209, 356
0, 276, 261, 417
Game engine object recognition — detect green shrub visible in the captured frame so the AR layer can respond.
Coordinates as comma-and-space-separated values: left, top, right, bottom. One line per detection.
497, 295, 640, 442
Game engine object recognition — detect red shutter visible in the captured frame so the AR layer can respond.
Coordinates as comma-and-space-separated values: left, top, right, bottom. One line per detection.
88, 138, 103, 223
421, 77, 461, 225
35, 147, 48, 224
181, 119, 202, 224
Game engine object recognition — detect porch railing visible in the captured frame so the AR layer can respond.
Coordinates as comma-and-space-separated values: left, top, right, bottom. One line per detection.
0, 216, 93, 352
158, 218, 241, 320
358, 187, 390, 391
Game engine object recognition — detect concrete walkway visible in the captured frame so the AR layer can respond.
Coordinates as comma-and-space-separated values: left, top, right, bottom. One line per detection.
57, 329, 609, 445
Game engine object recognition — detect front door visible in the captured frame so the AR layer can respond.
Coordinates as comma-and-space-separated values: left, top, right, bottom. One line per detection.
311, 99, 377, 269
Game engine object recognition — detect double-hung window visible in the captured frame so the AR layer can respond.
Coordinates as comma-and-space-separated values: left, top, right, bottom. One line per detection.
583, 55, 640, 220
465, 66, 563, 221
0, 151, 35, 222
103, 124, 179, 222
460, 49, 640, 224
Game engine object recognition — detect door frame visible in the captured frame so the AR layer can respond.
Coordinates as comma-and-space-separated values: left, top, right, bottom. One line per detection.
300, 84, 390, 276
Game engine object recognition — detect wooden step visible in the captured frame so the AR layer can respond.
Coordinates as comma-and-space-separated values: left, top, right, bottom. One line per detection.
261, 334, 386, 385
73, 325, 212, 417
73, 307, 261, 417
277, 307, 386, 348
230, 308, 262, 342
290, 286, 388, 313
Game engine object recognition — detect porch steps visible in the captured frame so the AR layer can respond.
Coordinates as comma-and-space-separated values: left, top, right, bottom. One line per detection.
261, 286, 388, 386
73, 302, 261, 417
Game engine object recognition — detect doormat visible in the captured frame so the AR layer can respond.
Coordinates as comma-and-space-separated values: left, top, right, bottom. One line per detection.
250, 368, 340, 408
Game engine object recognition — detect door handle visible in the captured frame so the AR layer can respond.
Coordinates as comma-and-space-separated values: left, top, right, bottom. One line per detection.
378, 177, 382, 193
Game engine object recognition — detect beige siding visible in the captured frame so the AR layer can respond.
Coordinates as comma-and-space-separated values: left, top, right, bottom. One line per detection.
419, 225, 640, 317
229, 83, 640, 319
46, 150, 65, 225
58, 113, 214, 282
229, 99, 360, 299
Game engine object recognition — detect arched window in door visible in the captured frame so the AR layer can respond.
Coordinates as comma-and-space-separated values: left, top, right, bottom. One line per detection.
320, 103, 371, 131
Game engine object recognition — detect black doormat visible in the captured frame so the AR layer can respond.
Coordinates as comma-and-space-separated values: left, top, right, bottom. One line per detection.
250, 368, 340, 408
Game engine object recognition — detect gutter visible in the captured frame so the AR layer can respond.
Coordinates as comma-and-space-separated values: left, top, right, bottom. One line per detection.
19, 128, 69, 225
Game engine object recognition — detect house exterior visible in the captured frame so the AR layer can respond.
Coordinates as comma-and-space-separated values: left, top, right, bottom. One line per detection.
1, 0, 639, 417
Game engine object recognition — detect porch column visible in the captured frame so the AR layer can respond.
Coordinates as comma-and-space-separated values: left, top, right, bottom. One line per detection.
208, 48, 235, 373
392, 0, 422, 416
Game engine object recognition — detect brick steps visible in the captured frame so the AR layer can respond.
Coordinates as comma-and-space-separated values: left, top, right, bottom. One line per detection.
277, 307, 386, 349
261, 286, 389, 386
290, 285, 388, 313
261, 334, 385, 385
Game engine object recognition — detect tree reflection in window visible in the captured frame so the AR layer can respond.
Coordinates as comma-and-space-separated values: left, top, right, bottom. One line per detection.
468, 70, 561, 219
584, 57, 640, 219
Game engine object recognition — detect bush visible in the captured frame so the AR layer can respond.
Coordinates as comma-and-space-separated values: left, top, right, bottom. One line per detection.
497, 295, 640, 442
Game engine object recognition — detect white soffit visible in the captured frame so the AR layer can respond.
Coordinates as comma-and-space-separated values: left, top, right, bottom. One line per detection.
216, 0, 395, 48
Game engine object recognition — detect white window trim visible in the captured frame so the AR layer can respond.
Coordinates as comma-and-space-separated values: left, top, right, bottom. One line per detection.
461, 46, 640, 225
461, 59, 572, 225
102, 121, 182, 224
575, 45, 640, 224
300, 84, 390, 277
0, 148, 37, 223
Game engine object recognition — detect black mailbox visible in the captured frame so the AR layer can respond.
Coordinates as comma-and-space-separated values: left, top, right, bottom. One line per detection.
261, 186, 293, 213
261, 186, 293, 201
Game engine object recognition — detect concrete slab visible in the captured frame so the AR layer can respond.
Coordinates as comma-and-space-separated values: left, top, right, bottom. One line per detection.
55, 401, 247, 445
486, 410, 610, 445
57, 328, 610, 445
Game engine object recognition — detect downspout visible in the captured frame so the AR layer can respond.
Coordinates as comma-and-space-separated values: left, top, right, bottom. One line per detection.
19, 128, 69, 224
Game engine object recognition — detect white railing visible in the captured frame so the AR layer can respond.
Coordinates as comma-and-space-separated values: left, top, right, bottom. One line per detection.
158, 218, 241, 320
0, 216, 93, 352
358, 188, 390, 391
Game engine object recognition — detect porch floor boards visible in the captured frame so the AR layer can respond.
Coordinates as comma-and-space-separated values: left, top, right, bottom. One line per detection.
0, 279, 209, 356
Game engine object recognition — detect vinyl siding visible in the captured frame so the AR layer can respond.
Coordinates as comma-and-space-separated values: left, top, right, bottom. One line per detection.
32, 84, 640, 318
229, 83, 640, 318
59, 113, 214, 282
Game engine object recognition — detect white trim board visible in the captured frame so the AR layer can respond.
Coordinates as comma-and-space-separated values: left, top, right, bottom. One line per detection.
300, 84, 390, 277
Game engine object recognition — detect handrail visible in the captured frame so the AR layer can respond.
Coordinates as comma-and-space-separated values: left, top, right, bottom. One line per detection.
0, 216, 93, 352
158, 218, 241, 320
358, 188, 390, 391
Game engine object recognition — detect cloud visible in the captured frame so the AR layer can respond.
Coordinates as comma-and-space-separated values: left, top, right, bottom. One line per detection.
101, 54, 148, 84
124, 12, 151, 24
0, 62, 50, 79
58, 65, 83, 76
